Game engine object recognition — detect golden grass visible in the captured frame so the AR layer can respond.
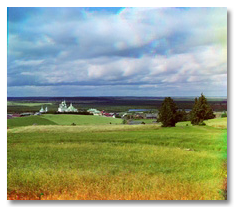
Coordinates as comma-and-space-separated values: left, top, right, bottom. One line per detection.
7, 123, 159, 134
176, 117, 227, 129
205, 118, 227, 129
7, 118, 227, 200
8, 173, 223, 200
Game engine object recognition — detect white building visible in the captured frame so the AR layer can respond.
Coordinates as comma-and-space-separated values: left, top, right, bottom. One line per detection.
87, 108, 101, 115
39, 106, 48, 113
67, 103, 78, 112
58, 100, 78, 112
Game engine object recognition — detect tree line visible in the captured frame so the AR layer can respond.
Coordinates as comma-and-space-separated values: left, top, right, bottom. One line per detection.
157, 93, 216, 127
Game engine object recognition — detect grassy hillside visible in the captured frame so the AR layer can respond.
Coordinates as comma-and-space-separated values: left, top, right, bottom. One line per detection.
7, 114, 122, 128
7, 118, 227, 200
42, 114, 122, 125
7, 116, 57, 128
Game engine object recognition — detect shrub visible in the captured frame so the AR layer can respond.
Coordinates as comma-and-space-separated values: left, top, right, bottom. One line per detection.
122, 119, 127, 124
198, 122, 206, 126
221, 112, 227, 118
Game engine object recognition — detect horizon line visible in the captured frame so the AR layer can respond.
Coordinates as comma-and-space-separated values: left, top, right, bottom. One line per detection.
7, 95, 227, 98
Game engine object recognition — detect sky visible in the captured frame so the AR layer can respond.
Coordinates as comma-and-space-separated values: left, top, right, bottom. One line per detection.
7, 7, 227, 97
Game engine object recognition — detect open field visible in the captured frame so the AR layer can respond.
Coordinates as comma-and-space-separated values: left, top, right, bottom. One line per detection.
130, 119, 157, 124
7, 117, 227, 200
7, 114, 122, 128
7, 101, 53, 107
7, 116, 57, 128
42, 114, 122, 125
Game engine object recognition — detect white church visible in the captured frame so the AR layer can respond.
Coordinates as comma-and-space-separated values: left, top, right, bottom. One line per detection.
39, 106, 48, 113
57, 100, 78, 112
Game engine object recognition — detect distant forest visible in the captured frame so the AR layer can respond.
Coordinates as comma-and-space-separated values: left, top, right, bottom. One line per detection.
7, 97, 227, 113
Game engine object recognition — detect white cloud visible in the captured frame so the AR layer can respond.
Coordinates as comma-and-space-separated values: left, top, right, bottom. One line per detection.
7, 7, 227, 96
14, 59, 44, 66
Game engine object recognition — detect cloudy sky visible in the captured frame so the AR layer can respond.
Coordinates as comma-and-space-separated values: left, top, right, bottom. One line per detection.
7, 7, 227, 97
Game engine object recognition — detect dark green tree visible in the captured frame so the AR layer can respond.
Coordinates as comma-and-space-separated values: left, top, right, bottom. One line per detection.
191, 93, 215, 125
177, 109, 189, 122
157, 97, 179, 127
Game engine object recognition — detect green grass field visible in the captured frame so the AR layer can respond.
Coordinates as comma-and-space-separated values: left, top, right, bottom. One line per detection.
7, 101, 53, 107
131, 119, 157, 124
7, 102, 57, 113
42, 114, 122, 125
7, 114, 122, 128
7, 117, 227, 200
7, 116, 58, 128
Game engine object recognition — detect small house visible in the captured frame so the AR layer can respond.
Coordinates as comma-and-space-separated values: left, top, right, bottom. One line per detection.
87, 108, 101, 115
145, 113, 157, 119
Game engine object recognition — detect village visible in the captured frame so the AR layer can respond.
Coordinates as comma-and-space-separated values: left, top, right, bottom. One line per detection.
7, 99, 227, 125
7, 100, 159, 122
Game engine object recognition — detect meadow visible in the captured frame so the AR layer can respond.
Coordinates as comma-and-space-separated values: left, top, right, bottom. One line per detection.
7, 115, 227, 200
7, 114, 122, 129
42, 114, 122, 125
7, 115, 57, 128
7, 101, 53, 107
